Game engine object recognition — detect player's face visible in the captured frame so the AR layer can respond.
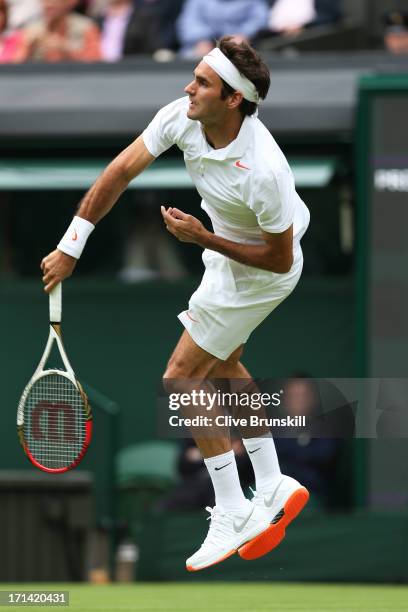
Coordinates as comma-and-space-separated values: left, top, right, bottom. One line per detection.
184, 62, 229, 123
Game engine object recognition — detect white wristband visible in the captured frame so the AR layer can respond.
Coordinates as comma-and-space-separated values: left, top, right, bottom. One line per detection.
57, 215, 95, 259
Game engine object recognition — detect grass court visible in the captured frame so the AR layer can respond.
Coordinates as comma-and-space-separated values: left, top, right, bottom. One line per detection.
2, 583, 407, 612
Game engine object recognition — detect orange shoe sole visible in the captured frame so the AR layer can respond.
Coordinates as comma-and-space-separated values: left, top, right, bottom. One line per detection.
238, 487, 309, 561
186, 548, 236, 572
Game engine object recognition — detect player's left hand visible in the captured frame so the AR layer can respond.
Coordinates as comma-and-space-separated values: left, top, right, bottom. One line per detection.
161, 206, 208, 245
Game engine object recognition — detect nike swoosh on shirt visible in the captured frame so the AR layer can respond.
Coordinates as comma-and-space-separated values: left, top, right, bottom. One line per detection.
235, 161, 251, 170
214, 462, 232, 471
234, 506, 255, 533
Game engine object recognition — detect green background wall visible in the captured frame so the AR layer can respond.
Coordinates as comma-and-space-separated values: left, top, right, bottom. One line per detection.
0, 278, 354, 521
1, 277, 354, 454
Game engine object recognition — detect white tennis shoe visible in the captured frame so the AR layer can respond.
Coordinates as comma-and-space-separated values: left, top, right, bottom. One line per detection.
238, 475, 309, 560
186, 499, 270, 572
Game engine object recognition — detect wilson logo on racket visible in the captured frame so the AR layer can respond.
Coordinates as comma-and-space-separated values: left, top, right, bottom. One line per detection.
17, 283, 93, 473
32, 401, 76, 442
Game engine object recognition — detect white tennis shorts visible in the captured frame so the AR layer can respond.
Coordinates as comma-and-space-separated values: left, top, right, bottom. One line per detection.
178, 244, 304, 360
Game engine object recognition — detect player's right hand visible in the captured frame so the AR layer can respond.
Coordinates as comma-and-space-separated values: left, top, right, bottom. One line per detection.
41, 249, 77, 293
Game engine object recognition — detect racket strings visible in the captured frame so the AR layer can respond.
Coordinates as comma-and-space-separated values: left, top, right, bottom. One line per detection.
23, 373, 87, 469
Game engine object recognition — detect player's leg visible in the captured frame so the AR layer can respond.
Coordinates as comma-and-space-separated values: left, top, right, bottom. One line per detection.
211, 347, 282, 492
163, 332, 270, 571
164, 329, 229, 458
211, 348, 309, 561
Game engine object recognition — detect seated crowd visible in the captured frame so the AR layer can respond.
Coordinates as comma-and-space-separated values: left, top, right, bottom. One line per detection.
0, 0, 345, 63
1, 0, 406, 64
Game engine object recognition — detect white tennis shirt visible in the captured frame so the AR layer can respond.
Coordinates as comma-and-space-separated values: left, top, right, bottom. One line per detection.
143, 96, 309, 252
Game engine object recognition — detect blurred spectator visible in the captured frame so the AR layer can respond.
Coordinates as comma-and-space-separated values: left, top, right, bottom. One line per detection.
96, 0, 163, 60
22, 0, 102, 62
274, 377, 343, 509
383, 9, 408, 54
177, 0, 269, 58
7, 0, 42, 29
75, 0, 96, 14
0, 0, 27, 62
156, 0, 184, 55
267, 0, 342, 37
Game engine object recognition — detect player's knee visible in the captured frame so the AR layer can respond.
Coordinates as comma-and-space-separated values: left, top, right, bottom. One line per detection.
162, 376, 182, 397
163, 365, 195, 398
163, 355, 189, 380
162, 354, 216, 393
163, 356, 199, 389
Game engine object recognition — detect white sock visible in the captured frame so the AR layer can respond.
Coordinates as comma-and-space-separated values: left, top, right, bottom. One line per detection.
243, 434, 282, 493
204, 450, 248, 511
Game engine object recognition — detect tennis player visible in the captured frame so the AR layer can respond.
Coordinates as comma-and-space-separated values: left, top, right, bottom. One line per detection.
41, 36, 310, 572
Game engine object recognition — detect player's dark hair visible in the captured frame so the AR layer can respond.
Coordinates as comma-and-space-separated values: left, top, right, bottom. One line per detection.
217, 36, 270, 118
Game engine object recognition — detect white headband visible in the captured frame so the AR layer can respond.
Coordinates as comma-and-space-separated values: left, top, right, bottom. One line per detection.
202, 47, 260, 104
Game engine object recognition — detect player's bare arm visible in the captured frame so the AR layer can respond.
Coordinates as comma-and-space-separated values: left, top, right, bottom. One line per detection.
76, 136, 155, 224
161, 206, 294, 274
41, 136, 155, 292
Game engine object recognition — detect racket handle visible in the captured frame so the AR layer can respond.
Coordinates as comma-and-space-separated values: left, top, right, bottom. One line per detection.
50, 283, 62, 323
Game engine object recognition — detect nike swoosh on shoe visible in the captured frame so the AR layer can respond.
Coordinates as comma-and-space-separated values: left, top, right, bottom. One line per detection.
233, 507, 254, 533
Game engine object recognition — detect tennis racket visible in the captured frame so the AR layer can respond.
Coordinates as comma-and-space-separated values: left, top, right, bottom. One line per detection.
17, 283, 92, 473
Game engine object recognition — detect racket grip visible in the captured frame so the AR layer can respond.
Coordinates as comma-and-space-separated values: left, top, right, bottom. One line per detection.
50, 283, 62, 323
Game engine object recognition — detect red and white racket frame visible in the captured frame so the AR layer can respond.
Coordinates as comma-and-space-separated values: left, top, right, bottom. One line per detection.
17, 284, 93, 473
